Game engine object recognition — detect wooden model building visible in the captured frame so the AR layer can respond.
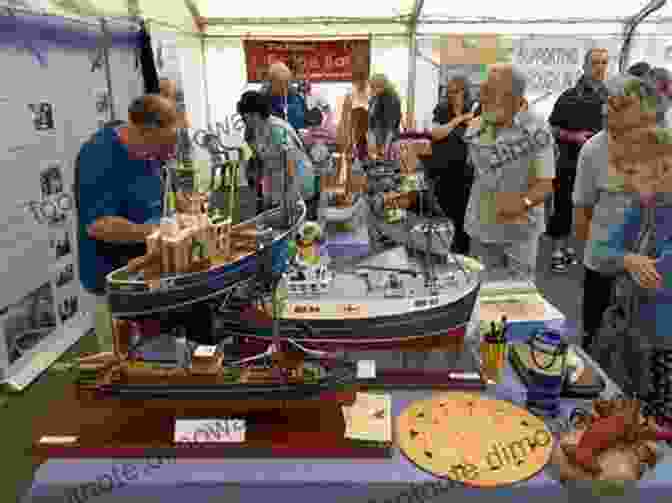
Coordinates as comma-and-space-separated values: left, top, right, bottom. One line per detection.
126, 191, 266, 287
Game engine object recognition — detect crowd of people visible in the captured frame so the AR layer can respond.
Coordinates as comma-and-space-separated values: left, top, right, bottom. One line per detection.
76, 50, 672, 412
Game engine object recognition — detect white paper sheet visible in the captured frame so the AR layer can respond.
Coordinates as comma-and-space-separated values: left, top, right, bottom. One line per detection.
174, 419, 246, 443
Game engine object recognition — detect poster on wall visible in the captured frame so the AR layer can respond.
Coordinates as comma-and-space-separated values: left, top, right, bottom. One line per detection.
244, 40, 370, 82
512, 37, 586, 94
433, 35, 506, 107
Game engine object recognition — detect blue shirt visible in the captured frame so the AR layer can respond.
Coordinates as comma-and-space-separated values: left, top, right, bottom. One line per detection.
269, 93, 306, 131
77, 126, 162, 294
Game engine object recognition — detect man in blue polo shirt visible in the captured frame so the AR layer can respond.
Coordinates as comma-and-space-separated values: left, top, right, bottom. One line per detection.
77, 94, 179, 350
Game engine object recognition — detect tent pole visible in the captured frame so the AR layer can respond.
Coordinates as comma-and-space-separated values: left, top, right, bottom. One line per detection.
201, 36, 212, 130
100, 18, 117, 121
406, 0, 424, 129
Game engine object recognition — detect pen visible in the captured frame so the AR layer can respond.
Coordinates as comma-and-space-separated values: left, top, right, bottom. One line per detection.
500, 316, 508, 342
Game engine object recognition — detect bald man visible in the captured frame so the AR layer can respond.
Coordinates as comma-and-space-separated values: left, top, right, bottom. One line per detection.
260, 61, 306, 130
464, 64, 556, 283
77, 94, 178, 349
159, 77, 191, 128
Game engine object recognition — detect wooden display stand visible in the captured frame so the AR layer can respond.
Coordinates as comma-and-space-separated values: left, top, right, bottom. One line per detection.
32, 383, 394, 461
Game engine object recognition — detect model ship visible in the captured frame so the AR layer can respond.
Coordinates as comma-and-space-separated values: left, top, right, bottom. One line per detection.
105, 178, 306, 319
221, 217, 481, 352
73, 317, 358, 402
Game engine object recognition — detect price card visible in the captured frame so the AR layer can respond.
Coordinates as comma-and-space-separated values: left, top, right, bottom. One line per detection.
174, 419, 245, 443
39, 436, 78, 444
357, 360, 376, 379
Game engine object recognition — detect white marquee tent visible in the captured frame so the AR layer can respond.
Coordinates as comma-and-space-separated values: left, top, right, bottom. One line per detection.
11, 0, 672, 129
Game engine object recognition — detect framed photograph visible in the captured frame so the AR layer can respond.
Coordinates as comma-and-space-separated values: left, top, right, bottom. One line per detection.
39, 162, 64, 198
0, 282, 57, 368
54, 263, 75, 288
57, 294, 78, 324
28, 102, 55, 132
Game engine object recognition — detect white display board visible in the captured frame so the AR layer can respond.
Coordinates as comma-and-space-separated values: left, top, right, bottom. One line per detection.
0, 33, 143, 388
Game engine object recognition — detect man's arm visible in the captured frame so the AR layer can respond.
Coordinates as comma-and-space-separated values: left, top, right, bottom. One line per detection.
523, 128, 556, 206
88, 217, 156, 243
573, 207, 594, 243
431, 116, 468, 142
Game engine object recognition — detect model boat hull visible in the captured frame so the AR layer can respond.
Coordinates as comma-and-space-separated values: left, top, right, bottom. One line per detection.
226, 249, 481, 351
106, 202, 307, 318
96, 357, 357, 401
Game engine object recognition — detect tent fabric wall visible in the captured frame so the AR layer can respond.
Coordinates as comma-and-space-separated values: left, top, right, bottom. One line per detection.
205, 38, 249, 131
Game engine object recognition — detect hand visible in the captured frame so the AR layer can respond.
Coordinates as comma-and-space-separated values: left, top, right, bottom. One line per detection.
496, 197, 527, 221
624, 254, 662, 289
459, 112, 475, 124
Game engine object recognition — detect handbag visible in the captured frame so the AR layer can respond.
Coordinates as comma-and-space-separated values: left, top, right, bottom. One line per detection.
593, 203, 655, 394
509, 328, 606, 398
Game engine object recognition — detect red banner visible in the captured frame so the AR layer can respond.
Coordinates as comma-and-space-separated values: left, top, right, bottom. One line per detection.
244, 40, 370, 82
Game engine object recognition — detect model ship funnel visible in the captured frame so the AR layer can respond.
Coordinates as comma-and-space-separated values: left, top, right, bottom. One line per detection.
127, 191, 235, 287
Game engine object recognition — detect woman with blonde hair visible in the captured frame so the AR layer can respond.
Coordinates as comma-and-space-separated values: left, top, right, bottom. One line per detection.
368, 73, 402, 159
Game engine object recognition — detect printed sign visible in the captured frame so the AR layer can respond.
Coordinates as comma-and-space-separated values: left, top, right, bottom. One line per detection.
286, 303, 369, 319
244, 40, 370, 82
513, 38, 585, 93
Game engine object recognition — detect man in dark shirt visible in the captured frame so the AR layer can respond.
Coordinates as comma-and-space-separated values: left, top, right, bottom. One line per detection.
77, 94, 179, 350
548, 48, 609, 273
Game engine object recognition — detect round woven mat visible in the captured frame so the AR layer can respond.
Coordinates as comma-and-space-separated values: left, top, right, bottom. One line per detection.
397, 392, 554, 487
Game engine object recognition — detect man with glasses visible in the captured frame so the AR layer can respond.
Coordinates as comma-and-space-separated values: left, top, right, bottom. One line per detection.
464, 64, 556, 283
77, 94, 179, 350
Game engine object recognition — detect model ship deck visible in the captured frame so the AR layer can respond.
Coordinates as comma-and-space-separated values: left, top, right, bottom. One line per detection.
283, 248, 479, 319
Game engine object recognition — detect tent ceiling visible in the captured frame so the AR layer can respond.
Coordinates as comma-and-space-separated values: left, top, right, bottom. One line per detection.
194, 0, 416, 21
420, 1, 672, 21
44, 0, 672, 35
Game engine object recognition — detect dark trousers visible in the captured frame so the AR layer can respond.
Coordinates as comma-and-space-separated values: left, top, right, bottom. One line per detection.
548, 163, 578, 239
582, 266, 615, 349
436, 174, 473, 255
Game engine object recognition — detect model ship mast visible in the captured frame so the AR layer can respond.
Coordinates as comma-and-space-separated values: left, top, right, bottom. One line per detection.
380, 141, 431, 213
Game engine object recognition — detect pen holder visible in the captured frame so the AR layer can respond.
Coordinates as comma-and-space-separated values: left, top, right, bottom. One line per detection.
479, 321, 508, 384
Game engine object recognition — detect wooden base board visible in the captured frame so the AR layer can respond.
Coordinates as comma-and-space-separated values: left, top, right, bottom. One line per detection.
33, 385, 392, 460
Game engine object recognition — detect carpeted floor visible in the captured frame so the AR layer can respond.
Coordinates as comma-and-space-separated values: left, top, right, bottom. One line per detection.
5, 229, 588, 502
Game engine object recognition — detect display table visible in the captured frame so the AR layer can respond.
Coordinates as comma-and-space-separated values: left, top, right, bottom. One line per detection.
24, 323, 672, 503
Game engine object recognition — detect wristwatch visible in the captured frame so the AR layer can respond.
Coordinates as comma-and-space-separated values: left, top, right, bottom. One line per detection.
522, 197, 533, 210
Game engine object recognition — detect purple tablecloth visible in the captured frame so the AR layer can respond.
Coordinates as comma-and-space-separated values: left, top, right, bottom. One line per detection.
23, 320, 672, 503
